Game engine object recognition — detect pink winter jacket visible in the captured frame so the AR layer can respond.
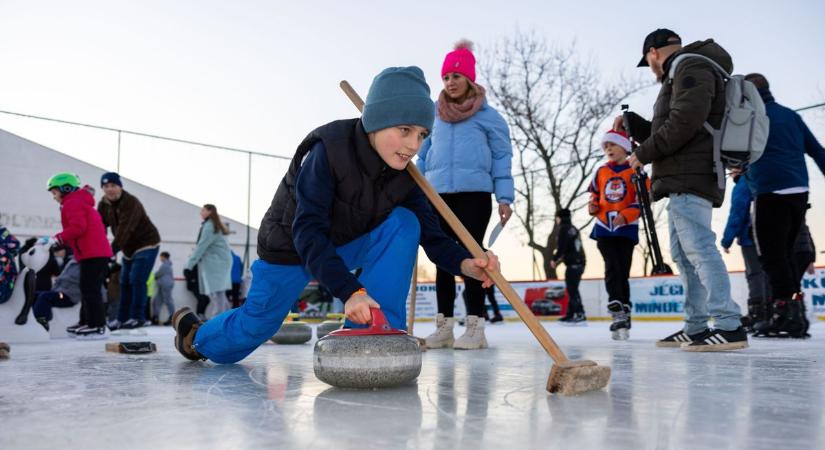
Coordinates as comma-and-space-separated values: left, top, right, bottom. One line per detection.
56, 186, 113, 261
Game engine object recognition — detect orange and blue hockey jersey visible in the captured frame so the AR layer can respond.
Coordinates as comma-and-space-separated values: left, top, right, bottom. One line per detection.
588, 162, 648, 243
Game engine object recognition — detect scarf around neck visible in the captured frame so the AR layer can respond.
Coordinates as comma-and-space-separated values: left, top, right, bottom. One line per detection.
437, 83, 486, 123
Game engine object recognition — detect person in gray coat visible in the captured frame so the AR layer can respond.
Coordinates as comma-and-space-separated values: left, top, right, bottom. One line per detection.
152, 251, 175, 326
185, 204, 232, 319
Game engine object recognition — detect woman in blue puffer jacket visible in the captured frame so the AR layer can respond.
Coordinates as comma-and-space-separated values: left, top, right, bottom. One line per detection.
418, 40, 514, 350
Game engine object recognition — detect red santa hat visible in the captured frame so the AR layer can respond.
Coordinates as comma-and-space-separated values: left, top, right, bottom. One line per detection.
602, 129, 632, 152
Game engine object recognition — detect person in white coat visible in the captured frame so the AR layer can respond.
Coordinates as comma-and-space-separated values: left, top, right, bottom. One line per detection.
186, 204, 232, 318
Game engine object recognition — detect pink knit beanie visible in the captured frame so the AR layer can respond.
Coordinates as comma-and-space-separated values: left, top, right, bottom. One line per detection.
441, 40, 476, 82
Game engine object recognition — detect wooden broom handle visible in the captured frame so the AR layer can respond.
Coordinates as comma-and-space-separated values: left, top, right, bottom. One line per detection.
407, 255, 418, 335
340, 80, 569, 364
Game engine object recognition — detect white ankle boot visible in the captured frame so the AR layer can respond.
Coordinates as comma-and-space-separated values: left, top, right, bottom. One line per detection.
454, 315, 488, 350
425, 313, 455, 348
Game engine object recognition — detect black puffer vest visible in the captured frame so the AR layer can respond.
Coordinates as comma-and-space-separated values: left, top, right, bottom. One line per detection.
258, 119, 417, 264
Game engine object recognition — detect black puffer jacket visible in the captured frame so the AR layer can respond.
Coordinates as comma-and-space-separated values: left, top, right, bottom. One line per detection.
633, 39, 732, 207
257, 119, 417, 265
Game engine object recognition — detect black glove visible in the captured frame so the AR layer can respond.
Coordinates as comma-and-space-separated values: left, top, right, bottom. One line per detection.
623, 111, 652, 143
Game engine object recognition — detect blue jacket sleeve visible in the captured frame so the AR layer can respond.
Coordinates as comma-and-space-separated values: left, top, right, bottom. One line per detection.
400, 187, 471, 276
416, 136, 432, 174
486, 110, 515, 204
799, 113, 825, 176
292, 142, 363, 301
720, 180, 752, 248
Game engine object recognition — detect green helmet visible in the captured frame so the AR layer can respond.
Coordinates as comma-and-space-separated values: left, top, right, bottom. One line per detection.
47, 172, 81, 192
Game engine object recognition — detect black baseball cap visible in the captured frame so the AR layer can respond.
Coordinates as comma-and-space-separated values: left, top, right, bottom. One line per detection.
637, 28, 682, 67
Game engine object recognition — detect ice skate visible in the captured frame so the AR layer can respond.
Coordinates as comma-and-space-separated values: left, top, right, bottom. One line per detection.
74, 325, 108, 340
753, 295, 809, 339
560, 312, 587, 326
607, 300, 630, 340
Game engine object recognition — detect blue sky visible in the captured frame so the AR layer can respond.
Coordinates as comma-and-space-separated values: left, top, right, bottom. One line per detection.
1, 0, 823, 279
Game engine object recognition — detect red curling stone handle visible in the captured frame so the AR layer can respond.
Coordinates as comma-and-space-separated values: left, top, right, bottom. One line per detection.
326, 307, 406, 337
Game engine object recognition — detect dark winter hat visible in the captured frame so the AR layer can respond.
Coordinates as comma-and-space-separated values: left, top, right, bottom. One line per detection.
100, 172, 123, 187
556, 208, 571, 219
637, 28, 682, 67
361, 66, 435, 134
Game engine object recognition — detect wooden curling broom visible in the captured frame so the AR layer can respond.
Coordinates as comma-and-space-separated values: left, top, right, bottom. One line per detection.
407, 255, 427, 350
340, 80, 610, 395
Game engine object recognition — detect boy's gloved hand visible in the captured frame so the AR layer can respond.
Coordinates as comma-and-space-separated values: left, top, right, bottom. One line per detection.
345, 289, 380, 324
460, 250, 500, 289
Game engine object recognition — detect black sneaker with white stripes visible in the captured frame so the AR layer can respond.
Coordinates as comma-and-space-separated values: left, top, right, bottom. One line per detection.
682, 327, 748, 352
655, 329, 708, 348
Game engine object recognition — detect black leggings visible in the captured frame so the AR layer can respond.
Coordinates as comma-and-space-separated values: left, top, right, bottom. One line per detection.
80, 257, 110, 327
435, 192, 492, 317
754, 192, 807, 299
565, 264, 585, 315
597, 237, 635, 307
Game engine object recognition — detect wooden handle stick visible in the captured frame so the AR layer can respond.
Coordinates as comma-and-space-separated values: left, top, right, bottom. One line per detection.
340, 80, 569, 364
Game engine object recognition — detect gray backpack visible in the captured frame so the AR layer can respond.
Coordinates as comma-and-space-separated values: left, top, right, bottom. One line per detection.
668, 53, 770, 189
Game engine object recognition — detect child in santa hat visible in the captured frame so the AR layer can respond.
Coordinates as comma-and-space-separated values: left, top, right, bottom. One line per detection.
588, 129, 649, 340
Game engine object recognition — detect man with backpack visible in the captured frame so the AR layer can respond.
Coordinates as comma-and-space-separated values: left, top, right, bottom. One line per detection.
616, 29, 747, 351
744, 73, 825, 338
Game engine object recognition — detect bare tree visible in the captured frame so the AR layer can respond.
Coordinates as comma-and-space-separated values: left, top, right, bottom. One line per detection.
481, 31, 649, 279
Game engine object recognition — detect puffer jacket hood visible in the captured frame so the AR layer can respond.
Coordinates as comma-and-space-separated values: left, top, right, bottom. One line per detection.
56, 185, 113, 261
666, 39, 732, 75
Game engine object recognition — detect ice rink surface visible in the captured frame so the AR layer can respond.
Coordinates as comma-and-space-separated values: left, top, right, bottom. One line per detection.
1, 321, 823, 450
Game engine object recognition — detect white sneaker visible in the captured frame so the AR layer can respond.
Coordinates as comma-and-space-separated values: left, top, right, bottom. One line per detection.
454, 315, 488, 350
425, 313, 456, 349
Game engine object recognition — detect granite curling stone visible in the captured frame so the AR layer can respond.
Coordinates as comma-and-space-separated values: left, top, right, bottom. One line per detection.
316, 313, 345, 340
270, 314, 313, 344
314, 308, 422, 389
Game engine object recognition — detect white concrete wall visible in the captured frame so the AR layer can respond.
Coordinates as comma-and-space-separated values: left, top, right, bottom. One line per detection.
0, 128, 259, 318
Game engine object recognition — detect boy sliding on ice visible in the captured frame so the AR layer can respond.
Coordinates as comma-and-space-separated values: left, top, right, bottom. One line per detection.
588, 130, 647, 340
173, 66, 500, 363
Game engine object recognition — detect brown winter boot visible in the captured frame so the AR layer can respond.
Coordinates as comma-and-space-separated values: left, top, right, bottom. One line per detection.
172, 307, 206, 361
